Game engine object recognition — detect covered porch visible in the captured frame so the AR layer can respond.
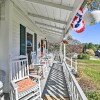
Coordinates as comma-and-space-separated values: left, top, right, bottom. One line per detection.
7, 51, 87, 100
0, 0, 88, 100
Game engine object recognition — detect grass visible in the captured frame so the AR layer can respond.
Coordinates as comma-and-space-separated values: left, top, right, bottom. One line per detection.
86, 91, 100, 100
77, 59, 100, 100
84, 67, 100, 82
78, 59, 100, 64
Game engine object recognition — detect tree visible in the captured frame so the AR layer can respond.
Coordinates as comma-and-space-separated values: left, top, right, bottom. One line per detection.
97, 45, 100, 50
88, 43, 93, 49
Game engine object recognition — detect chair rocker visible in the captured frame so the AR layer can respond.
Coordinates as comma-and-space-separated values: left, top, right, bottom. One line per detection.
10, 55, 42, 100
29, 52, 44, 78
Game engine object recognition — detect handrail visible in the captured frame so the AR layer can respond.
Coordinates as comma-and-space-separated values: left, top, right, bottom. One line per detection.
66, 56, 76, 66
66, 56, 77, 72
60, 54, 88, 100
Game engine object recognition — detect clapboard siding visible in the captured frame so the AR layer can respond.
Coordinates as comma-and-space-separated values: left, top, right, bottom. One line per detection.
12, 20, 20, 56
12, 5, 42, 56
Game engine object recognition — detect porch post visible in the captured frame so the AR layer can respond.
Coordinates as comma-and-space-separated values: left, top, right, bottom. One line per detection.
0, 0, 14, 93
64, 44, 66, 61
60, 43, 63, 62
60, 43, 62, 55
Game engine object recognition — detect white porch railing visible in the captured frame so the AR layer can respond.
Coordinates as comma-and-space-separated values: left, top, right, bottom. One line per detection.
66, 57, 77, 73
10, 55, 29, 82
62, 58, 88, 100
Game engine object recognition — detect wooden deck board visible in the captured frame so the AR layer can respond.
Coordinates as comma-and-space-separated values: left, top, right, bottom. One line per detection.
43, 95, 69, 100
42, 55, 70, 100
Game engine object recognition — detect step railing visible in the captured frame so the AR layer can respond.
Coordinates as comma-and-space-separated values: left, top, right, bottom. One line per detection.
62, 58, 88, 100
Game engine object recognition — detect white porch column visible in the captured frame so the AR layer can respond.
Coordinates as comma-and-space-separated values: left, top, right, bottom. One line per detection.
60, 43, 62, 55
64, 44, 66, 61
60, 43, 63, 62
0, 0, 14, 93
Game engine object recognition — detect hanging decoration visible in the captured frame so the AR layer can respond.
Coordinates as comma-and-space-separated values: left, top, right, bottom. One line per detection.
38, 42, 40, 48
63, 35, 72, 44
71, 7, 85, 33
44, 44, 45, 48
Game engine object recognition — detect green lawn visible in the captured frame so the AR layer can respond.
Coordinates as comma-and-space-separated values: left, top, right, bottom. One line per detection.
84, 67, 100, 82
77, 59, 100, 100
78, 59, 100, 64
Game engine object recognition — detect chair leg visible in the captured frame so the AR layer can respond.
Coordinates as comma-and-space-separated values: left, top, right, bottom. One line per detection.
38, 78, 42, 98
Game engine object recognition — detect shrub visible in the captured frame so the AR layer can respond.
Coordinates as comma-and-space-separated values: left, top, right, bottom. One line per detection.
86, 49, 95, 56
86, 91, 100, 100
78, 53, 90, 59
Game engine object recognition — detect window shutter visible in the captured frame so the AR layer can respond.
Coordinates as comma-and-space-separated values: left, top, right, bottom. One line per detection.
20, 24, 26, 55
34, 33, 37, 54
46, 41, 47, 49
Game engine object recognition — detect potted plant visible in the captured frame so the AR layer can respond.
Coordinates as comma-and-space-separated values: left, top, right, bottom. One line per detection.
63, 35, 73, 44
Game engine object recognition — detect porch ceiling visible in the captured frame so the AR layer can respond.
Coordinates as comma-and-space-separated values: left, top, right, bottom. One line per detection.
19, 0, 84, 43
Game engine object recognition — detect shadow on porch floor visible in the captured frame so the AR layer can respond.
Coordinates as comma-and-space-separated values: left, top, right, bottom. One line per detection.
4, 93, 10, 100
42, 55, 69, 100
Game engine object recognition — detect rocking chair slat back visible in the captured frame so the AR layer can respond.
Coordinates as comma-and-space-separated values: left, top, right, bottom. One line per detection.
10, 55, 42, 100
11, 55, 29, 82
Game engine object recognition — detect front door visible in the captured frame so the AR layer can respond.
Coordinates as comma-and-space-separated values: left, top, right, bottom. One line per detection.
34, 33, 37, 55
41, 40, 44, 57
27, 33, 33, 65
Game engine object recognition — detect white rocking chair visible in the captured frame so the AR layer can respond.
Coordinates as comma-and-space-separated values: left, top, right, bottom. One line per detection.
30, 52, 44, 78
10, 55, 42, 100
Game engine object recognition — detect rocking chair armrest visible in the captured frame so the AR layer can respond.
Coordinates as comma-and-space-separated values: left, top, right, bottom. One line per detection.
29, 74, 41, 79
11, 81, 18, 90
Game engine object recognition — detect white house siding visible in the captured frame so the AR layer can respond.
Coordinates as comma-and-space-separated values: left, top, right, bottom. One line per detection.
12, 4, 42, 56
0, 0, 13, 93
0, 0, 43, 93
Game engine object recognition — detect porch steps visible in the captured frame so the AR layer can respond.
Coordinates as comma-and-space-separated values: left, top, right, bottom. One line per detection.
42, 55, 69, 100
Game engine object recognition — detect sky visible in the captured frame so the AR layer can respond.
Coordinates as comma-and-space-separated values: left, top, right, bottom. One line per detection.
70, 23, 100, 44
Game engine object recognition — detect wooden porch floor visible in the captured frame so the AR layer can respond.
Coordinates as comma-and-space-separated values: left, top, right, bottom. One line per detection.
4, 93, 10, 100
42, 55, 69, 100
